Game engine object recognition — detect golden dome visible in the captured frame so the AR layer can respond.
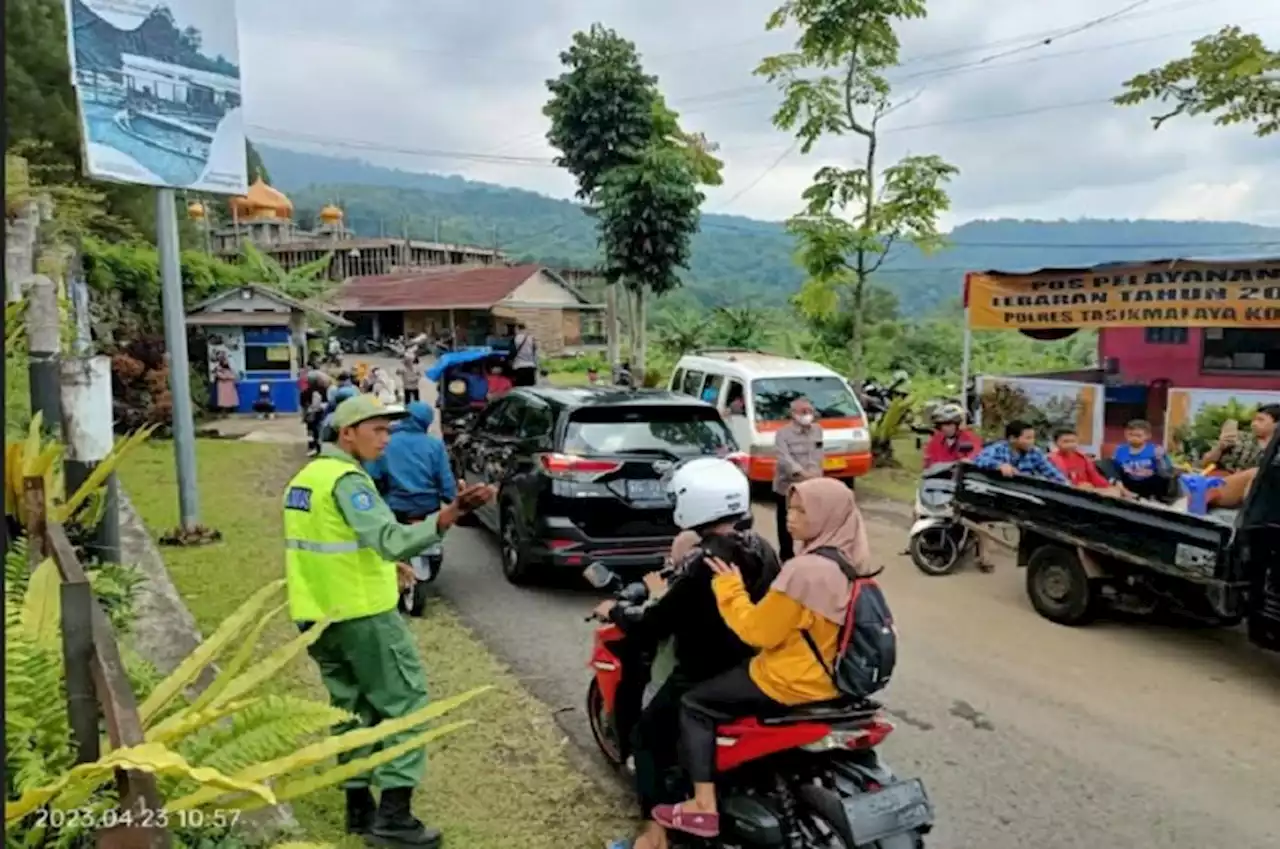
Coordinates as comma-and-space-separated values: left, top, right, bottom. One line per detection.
319, 204, 344, 224
229, 176, 293, 220
187, 201, 206, 220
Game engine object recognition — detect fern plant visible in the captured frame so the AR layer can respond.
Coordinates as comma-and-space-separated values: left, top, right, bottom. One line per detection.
869, 396, 913, 468
4, 572, 490, 846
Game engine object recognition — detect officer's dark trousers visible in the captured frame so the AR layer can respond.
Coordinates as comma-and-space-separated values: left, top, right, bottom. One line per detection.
304, 610, 431, 789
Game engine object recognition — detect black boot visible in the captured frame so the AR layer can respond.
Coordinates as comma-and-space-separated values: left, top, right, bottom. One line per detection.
346, 788, 377, 835
368, 787, 441, 849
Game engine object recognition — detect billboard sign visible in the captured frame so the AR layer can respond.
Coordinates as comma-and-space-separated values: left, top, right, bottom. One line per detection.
64, 0, 248, 194
966, 260, 1280, 331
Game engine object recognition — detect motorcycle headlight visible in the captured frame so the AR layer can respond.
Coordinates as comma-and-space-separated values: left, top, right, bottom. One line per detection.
919, 488, 952, 509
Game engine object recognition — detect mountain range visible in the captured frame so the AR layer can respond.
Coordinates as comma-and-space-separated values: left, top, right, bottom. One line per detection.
256, 143, 1280, 316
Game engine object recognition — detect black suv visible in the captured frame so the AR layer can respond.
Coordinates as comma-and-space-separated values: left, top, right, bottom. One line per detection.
451, 386, 744, 584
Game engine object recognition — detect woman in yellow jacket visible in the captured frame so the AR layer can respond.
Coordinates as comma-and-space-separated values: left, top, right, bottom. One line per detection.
653, 476, 871, 839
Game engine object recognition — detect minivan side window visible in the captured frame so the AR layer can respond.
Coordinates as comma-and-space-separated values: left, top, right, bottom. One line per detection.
701, 374, 724, 404
671, 368, 685, 392
724, 379, 746, 415
680, 369, 705, 396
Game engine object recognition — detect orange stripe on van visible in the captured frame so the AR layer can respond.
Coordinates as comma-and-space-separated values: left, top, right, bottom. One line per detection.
754, 417, 864, 433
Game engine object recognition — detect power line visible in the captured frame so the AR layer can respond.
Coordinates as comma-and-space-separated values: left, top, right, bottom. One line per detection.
247, 88, 1133, 169
675, 7, 1275, 118
630, 0, 1190, 109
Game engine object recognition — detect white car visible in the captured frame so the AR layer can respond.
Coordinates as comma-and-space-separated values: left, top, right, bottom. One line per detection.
668, 350, 872, 488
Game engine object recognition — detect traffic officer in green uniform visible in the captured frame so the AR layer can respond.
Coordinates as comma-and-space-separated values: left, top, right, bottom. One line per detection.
283, 394, 495, 849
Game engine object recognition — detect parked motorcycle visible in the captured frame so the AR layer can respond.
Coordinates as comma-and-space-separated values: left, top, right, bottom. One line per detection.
582, 562, 934, 848
398, 517, 442, 617
860, 372, 911, 421
908, 462, 976, 576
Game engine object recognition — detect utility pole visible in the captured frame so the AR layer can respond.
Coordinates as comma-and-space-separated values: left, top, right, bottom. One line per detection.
156, 189, 201, 531
27, 276, 63, 438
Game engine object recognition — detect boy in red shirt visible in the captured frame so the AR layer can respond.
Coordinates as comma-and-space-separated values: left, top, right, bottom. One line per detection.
1049, 428, 1125, 494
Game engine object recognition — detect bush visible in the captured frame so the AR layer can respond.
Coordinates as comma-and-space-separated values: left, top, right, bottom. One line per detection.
543, 352, 608, 374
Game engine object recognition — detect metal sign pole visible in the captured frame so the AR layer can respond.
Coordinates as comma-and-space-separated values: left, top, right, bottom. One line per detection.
156, 188, 201, 530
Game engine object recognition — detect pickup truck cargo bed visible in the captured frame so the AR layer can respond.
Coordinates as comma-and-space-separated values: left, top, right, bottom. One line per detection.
952, 465, 1237, 585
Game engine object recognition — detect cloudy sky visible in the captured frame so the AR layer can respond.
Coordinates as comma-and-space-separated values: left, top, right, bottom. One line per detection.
232, 0, 1279, 228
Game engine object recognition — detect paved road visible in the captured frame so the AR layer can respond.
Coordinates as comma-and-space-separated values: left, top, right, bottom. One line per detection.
432, 498, 1280, 849
360, 355, 1280, 846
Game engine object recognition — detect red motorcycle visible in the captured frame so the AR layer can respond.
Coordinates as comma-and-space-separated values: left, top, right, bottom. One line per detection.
583, 563, 933, 849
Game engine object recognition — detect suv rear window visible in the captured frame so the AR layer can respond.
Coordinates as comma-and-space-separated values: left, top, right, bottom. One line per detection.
562, 406, 735, 457
752, 376, 863, 420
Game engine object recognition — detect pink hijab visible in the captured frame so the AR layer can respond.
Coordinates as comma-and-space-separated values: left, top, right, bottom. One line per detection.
771, 478, 872, 624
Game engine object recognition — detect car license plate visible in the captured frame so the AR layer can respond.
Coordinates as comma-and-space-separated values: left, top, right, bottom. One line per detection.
843, 779, 933, 845
626, 479, 667, 501
823, 456, 847, 470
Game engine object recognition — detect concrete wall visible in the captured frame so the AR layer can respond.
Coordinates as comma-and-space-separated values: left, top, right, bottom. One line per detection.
6, 199, 44, 302
1100, 327, 1279, 391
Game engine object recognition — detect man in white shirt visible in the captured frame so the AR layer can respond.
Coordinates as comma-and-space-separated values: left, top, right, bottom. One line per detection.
511, 323, 538, 387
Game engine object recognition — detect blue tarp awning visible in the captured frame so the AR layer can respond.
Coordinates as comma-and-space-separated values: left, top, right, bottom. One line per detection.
426, 347, 500, 381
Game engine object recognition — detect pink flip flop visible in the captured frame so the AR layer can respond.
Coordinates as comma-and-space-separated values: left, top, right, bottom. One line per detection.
652, 803, 720, 838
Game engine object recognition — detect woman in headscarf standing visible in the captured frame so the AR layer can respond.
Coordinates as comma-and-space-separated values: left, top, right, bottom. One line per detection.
653, 477, 871, 840
212, 351, 240, 414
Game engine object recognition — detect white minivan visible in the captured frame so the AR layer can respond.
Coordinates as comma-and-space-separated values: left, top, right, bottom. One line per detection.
669, 351, 872, 487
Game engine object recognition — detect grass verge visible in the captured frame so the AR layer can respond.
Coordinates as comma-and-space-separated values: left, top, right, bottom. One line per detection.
119, 439, 631, 848
858, 438, 924, 504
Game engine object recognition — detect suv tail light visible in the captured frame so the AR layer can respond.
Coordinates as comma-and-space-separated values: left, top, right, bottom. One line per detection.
725, 451, 749, 474
537, 453, 623, 478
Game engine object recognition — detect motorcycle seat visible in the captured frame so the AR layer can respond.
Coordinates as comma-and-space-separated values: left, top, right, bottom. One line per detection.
757, 697, 881, 726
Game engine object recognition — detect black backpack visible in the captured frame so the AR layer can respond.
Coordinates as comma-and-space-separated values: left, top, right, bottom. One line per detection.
801, 547, 896, 701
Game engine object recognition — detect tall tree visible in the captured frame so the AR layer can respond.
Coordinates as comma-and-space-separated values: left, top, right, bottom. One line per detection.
544, 25, 721, 377
756, 0, 958, 389
1115, 26, 1279, 137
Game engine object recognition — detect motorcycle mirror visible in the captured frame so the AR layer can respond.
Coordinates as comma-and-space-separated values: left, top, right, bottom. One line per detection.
582, 561, 616, 589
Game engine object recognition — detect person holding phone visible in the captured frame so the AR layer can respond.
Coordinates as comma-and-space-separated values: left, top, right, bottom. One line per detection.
1201, 406, 1278, 473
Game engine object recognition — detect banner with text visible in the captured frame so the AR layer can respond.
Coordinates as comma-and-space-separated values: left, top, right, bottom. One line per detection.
966, 260, 1280, 330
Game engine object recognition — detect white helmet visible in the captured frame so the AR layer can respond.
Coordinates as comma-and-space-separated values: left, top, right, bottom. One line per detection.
667, 457, 750, 530
932, 402, 966, 425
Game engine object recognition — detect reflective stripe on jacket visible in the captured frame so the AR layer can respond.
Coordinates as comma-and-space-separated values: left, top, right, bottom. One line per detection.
283, 457, 399, 622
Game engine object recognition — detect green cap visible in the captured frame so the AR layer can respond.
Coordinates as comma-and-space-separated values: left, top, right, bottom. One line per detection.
332, 394, 408, 430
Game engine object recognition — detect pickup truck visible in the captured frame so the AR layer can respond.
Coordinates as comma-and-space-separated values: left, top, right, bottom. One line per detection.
951, 438, 1280, 651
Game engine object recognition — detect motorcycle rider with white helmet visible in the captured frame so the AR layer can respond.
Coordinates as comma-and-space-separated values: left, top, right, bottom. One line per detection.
595, 457, 780, 849
922, 402, 981, 467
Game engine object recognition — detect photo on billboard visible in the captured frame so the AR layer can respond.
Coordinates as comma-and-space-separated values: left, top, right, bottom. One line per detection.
64, 0, 248, 195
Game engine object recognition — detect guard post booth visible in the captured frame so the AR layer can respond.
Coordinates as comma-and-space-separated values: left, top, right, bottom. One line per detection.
186, 284, 351, 414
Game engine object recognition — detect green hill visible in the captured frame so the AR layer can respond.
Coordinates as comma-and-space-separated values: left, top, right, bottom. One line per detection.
257, 144, 1280, 315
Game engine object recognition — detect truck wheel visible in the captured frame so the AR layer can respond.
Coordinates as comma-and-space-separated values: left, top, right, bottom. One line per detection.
1026, 545, 1099, 626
